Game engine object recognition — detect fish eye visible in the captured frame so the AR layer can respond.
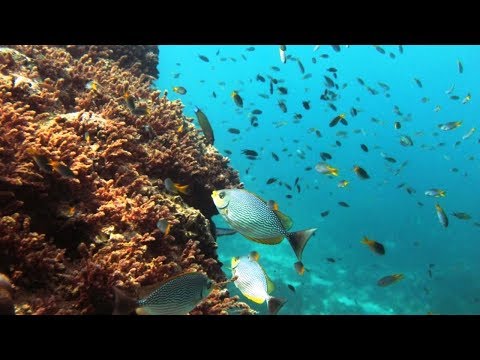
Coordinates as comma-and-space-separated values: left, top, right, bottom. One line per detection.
219, 191, 225, 199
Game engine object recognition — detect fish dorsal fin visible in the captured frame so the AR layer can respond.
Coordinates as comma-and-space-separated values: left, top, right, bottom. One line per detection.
273, 209, 293, 230
267, 200, 279, 211
244, 189, 268, 204
138, 272, 197, 298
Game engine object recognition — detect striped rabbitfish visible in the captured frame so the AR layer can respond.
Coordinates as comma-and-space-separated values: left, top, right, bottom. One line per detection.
113, 272, 214, 315
231, 252, 286, 315
212, 189, 317, 267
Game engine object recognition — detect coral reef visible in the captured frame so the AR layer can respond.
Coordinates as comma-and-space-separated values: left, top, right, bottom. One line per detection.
0, 46, 252, 315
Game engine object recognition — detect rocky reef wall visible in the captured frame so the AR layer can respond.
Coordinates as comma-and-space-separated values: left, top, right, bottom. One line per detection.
0, 45, 252, 314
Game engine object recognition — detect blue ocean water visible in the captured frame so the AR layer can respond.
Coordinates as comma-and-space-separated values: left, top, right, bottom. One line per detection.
155, 45, 480, 315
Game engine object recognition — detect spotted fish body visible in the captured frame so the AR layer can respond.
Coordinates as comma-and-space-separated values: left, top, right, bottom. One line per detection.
231, 254, 286, 315
211, 189, 317, 264
114, 272, 213, 315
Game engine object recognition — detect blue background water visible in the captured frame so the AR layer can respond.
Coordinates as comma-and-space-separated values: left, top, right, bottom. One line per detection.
156, 45, 480, 314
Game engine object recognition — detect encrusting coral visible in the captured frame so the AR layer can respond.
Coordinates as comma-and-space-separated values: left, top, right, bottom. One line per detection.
0, 46, 253, 315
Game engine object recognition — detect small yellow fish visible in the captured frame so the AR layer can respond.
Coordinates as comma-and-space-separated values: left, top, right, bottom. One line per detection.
124, 92, 136, 111
315, 162, 339, 176
377, 274, 404, 287
337, 180, 349, 188
173, 86, 187, 95
231, 91, 243, 108
461, 93, 471, 104
361, 236, 385, 255
435, 203, 449, 228
49, 160, 76, 178
434, 105, 441, 112
156, 219, 171, 236
164, 178, 190, 195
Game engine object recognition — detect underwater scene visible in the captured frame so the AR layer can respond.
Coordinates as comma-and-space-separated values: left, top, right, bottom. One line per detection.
0, 45, 478, 315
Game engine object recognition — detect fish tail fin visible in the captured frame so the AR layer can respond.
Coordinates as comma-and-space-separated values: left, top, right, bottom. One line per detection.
113, 287, 137, 315
267, 296, 287, 315
287, 228, 317, 261
360, 236, 370, 245
440, 190, 446, 197
175, 183, 190, 195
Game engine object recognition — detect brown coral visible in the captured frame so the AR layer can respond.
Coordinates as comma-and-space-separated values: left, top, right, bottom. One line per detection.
0, 46, 248, 315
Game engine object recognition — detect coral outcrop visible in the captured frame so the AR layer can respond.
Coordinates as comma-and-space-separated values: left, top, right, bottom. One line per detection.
0, 45, 253, 315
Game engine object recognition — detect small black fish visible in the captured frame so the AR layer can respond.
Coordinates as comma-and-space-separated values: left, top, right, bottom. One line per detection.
320, 152, 332, 161
384, 157, 397, 163
286, 194, 292, 199
198, 55, 209, 62
357, 78, 365, 86
228, 128, 240, 134
350, 107, 358, 117
297, 59, 305, 74
285, 184, 292, 191
321, 210, 330, 217
305, 166, 312, 171
353, 165, 370, 179
302, 101, 311, 110
266, 178, 277, 185
327, 67, 337, 72
320, 54, 329, 58
331, 45, 341, 52
326, 257, 336, 263
374, 45, 386, 54
328, 103, 337, 111
414, 78, 423, 88
287, 284, 296, 293
271, 152, 279, 161
212, 91, 217, 98
312, 57, 317, 64
338, 201, 349, 208
252, 109, 263, 115
389, 52, 396, 59
450, 95, 460, 100
360, 144, 369, 152
399, 45, 404, 54
224, 150, 232, 155
324, 76, 335, 88
336, 140, 342, 147
242, 149, 258, 157
458, 60, 463, 74
278, 100, 287, 113
256, 74, 265, 82
278, 87, 288, 95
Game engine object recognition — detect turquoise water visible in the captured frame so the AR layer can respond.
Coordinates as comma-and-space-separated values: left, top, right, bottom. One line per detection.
156, 45, 480, 315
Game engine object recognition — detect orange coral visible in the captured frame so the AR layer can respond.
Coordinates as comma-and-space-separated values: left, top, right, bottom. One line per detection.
0, 46, 248, 315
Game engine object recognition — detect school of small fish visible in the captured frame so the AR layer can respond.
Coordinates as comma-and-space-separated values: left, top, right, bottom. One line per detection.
125, 45, 476, 315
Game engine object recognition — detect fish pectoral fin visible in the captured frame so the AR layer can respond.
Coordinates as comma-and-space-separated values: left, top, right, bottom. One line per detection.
244, 234, 284, 245
267, 200, 279, 211
273, 209, 293, 230
244, 293, 265, 304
